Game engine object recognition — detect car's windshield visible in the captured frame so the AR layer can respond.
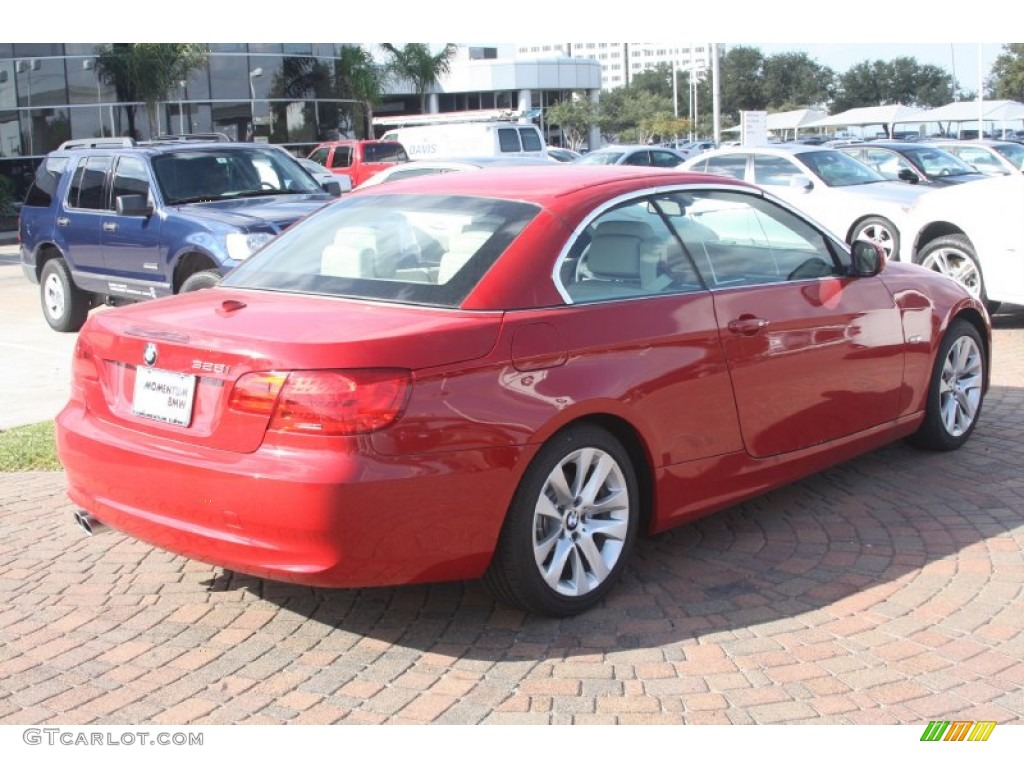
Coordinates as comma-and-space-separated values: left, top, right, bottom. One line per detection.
902, 147, 979, 178
798, 149, 888, 187
222, 193, 540, 308
152, 147, 323, 204
576, 151, 625, 165
994, 142, 1024, 170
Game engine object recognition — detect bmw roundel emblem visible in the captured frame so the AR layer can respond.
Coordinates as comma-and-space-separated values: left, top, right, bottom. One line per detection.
143, 343, 158, 367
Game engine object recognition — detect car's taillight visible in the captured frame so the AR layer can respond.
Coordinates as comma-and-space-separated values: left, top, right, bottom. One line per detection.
72, 337, 99, 382
229, 371, 288, 416
230, 369, 410, 436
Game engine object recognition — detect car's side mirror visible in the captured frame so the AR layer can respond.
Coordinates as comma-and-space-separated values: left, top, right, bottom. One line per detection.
323, 178, 351, 197
897, 168, 919, 184
851, 240, 886, 277
116, 194, 153, 217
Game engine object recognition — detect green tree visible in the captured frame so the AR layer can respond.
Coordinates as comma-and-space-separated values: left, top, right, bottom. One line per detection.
717, 46, 767, 124
545, 97, 599, 151
762, 53, 835, 111
597, 88, 675, 144
833, 57, 953, 113
332, 45, 386, 138
93, 43, 206, 139
628, 63, 675, 100
380, 43, 458, 113
990, 44, 1024, 100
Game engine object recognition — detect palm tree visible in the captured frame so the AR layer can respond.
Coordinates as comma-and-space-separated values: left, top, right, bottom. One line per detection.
94, 44, 206, 139
380, 44, 458, 113
333, 45, 386, 138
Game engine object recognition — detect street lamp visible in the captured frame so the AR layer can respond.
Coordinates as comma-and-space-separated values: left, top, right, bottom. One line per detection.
248, 67, 263, 140
178, 80, 187, 134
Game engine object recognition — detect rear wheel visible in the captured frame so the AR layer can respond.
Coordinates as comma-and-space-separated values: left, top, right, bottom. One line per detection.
917, 235, 999, 314
851, 216, 899, 260
40, 257, 89, 332
907, 318, 986, 451
484, 424, 639, 616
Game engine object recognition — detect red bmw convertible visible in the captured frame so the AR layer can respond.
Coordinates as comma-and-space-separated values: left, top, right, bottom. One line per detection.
58, 166, 990, 616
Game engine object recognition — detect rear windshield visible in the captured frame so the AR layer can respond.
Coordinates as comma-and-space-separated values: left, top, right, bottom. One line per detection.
363, 142, 409, 163
222, 193, 539, 308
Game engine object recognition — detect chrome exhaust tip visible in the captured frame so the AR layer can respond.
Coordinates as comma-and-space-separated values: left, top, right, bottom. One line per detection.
73, 510, 106, 536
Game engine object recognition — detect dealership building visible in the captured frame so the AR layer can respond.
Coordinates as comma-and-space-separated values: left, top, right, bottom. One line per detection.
0, 43, 602, 211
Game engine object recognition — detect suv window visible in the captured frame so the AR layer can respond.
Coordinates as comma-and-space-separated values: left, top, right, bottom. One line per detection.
68, 156, 113, 211
498, 128, 521, 153
111, 157, 151, 202
24, 156, 69, 208
518, 128, 542, 152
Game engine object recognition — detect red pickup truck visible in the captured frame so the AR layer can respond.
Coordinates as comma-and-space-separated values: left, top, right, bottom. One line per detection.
307, 140, 409, 187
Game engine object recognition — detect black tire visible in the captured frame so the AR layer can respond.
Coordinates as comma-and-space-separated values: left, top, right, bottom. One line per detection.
916, 234, 999, 314
851, 216, 900, 261
179, 269, 221, 293
40, 257, 90, 333
483, 424, 639, 616
906, 318, 986, 452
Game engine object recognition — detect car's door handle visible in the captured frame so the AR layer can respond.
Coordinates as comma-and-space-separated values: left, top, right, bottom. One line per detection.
56, 217, 70, 227
727, 316, 769, 335
103, 222, 118, 233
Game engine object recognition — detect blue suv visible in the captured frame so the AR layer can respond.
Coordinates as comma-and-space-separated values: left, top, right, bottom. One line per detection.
19, 137, 343, 331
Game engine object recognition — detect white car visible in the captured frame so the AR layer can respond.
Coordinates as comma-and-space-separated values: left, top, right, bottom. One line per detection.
297, 157, 351, 192
574, 145, 688, 168
681, 145, 928, 259
924, 139, 1024, 177
354, 156, 556, 189
901, 173, 1024, 313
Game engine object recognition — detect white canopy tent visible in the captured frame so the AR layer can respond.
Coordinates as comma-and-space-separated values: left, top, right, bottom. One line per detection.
801, 105, 926, 137
911, 100, 1024, 136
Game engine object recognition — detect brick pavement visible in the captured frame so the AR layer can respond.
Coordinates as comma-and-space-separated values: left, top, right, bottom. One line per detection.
1, 311, 1022, 725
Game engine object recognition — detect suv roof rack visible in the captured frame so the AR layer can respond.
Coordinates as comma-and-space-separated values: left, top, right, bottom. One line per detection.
58, 137, 136, 150
151, 133, 233, 143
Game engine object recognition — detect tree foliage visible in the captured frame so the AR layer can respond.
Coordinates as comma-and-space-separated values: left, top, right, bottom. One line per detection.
545, 98, 599, 150
990, 44, 1024, 100
380, 43, 458, 112
832, 57, 952, 113
93, 44, 206, 139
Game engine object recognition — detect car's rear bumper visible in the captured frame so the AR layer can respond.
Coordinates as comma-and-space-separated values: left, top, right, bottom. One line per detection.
57, 401, 526, 588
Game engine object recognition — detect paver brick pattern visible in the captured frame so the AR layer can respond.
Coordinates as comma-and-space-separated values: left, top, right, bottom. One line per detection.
1, 312, 1023, 725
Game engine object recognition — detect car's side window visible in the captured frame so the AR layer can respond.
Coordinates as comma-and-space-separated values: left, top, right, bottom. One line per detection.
308, 148, 329, 166
498, 128, 521, 153
561, 198, 703, 303
752, 155, 804, 186
624, 151, 651, 166
955, 148, 1002, 173
657, 190, 844, 288
703, 154, 747, 180
862, 148, 911, 180
330, 147, 353, 169
67, 156, 113, 211
651, 150, 681, 168
111, 157, 150, 206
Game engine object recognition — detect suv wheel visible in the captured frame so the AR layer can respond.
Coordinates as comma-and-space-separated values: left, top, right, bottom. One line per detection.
180, 270, 222, 293
40, 257, 90, 333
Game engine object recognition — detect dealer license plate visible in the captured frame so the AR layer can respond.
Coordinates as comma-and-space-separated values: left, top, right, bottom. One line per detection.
132, 367, 197, 427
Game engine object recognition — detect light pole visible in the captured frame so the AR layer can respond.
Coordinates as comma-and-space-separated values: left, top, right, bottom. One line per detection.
16, 58, 40, 155
82, 59, 105, 136
178, 80, 187, 134
248, 67, 263, 140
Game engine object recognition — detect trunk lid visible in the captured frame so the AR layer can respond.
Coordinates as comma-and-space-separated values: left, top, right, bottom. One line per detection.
77, 288, 502, 452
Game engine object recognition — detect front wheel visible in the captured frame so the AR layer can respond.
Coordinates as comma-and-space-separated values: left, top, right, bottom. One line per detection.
179, 269, 221, 293
906, 318, 986, 452
40, 257, 90, 332
851, 216, 900, 261
484, 424, 639, 616
916, 235, 999, 314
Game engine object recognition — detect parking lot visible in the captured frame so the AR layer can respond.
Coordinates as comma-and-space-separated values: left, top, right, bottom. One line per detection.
1, 238, 1023, 726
